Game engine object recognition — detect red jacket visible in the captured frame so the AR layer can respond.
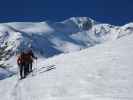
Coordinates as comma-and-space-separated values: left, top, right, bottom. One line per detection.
17, 51, 36, 65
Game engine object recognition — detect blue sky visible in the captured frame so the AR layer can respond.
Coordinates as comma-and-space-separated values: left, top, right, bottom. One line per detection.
0, 0, 133, 25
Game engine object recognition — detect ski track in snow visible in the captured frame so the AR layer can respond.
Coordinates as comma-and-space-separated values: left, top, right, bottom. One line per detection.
12, 80, 22, 100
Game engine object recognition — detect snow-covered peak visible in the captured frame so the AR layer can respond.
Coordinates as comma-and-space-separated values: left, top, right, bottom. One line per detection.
64, 17, 95, 24
122, 22, 133, 30
62, 17, 96, 30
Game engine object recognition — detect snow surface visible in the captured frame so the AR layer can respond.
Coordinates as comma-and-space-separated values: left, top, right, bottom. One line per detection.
0, 17, 133, 100
0, 27, 133, 100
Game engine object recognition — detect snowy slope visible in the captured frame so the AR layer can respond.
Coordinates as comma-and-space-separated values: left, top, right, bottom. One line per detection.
0, 17, 132, 60
0, 29, 133, 100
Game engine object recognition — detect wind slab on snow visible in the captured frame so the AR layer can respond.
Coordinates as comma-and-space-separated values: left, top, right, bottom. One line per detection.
0, 17, 133, 100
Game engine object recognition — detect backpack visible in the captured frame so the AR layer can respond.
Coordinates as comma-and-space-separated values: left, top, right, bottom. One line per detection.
17, 52, 26, 65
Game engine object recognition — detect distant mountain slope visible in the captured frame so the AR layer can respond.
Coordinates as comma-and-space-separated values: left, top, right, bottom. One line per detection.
0, 17, 133, 67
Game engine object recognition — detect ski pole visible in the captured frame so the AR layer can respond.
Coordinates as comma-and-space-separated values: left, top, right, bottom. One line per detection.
35, 58, 37, 73
17, 65, 20, 80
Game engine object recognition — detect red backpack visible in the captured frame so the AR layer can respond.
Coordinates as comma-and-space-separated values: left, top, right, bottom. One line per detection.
17, 52, 26, 65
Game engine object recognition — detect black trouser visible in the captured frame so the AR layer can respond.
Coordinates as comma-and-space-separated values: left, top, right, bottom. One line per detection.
19, 63, 30, 79
24, 63, 29, 76
29, 63, 33, 72
24, 62, 33, 76
19, 63, 26, 78
19, 62, 33, 79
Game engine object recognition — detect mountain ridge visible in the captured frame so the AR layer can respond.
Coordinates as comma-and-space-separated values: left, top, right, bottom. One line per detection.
0, 17, 133, 67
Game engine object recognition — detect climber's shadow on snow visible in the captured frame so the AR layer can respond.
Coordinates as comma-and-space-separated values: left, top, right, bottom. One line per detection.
37, 65, 56, 74
39, 66, 56, 74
